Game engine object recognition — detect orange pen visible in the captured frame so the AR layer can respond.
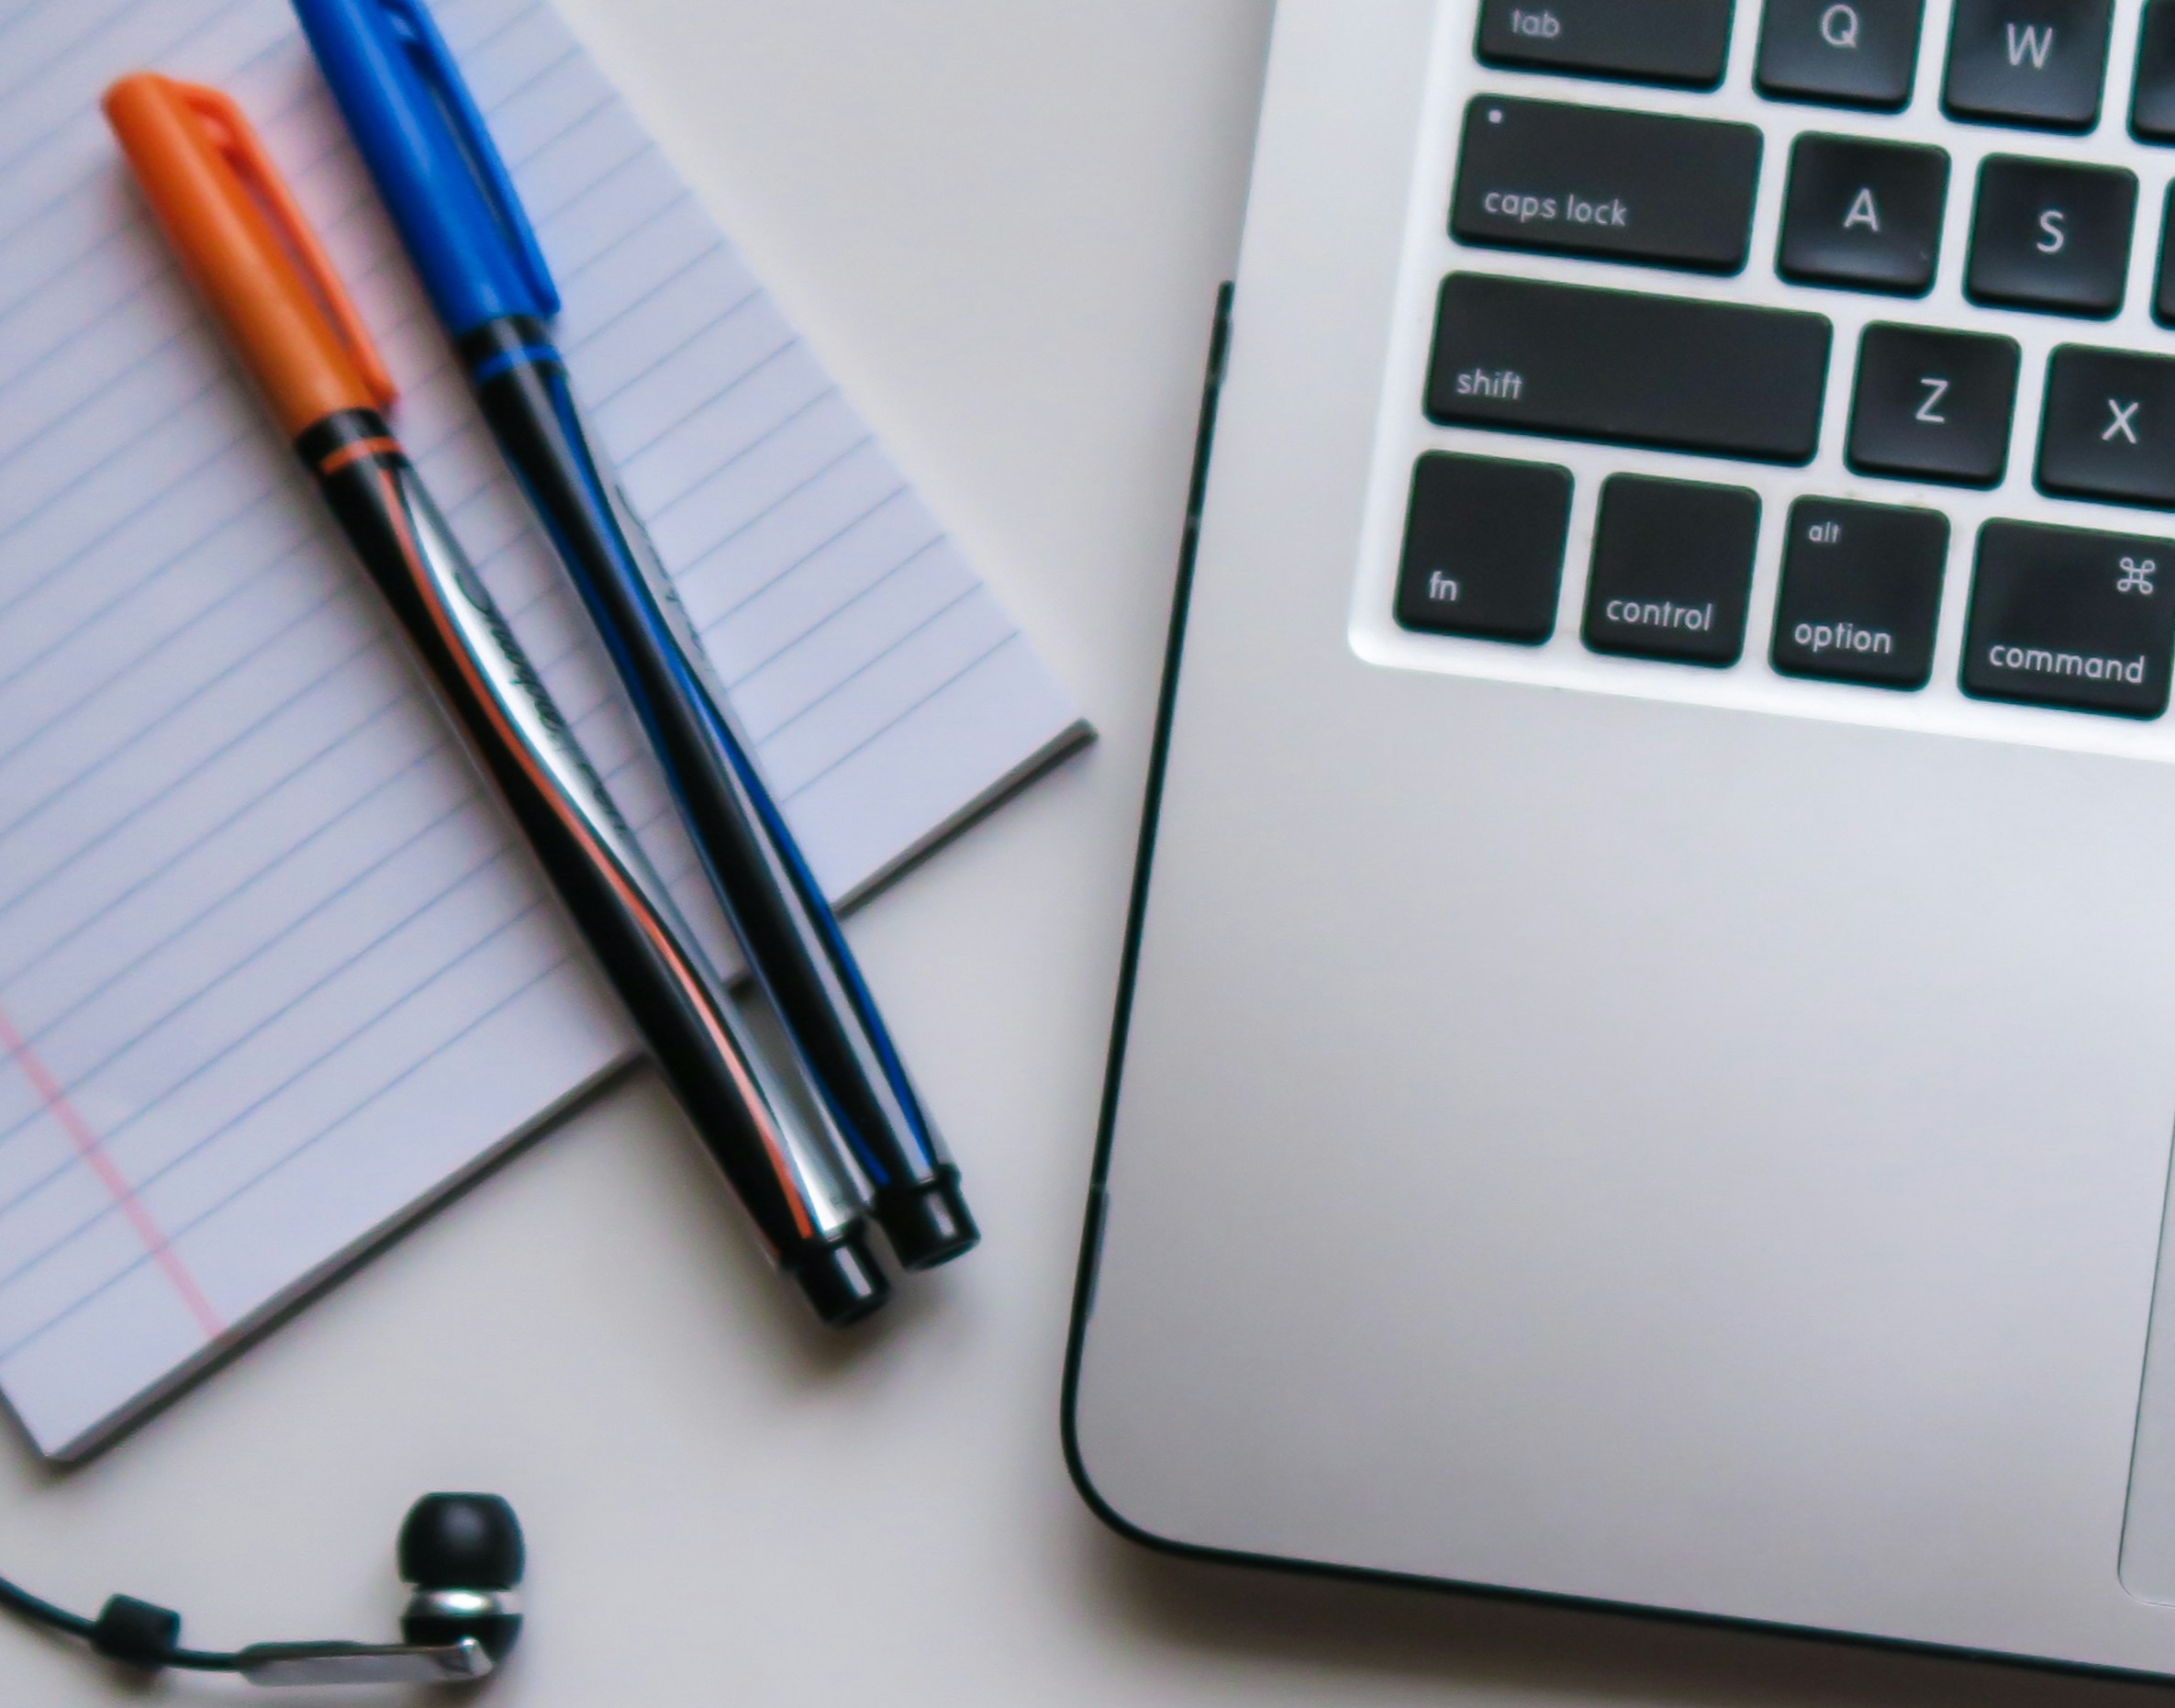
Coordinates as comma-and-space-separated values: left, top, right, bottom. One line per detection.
102, 74, 889, 1327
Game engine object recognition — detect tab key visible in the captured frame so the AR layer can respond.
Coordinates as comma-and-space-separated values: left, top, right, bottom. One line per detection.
1477, 0, 1735, 91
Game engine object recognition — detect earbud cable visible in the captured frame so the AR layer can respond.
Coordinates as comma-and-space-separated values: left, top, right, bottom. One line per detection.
0, 1568, 245, 1670
0, 1570, 91, 1636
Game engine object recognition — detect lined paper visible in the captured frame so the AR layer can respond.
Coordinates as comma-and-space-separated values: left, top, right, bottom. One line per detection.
0, 0, 1088, 1457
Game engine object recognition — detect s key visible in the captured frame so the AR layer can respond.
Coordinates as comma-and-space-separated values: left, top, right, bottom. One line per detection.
1966, 156, 2136, 318
2037, 347, 2175, 509
1454, 99, 1763, 274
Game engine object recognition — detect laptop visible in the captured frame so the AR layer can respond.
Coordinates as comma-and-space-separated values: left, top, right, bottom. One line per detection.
1065, 0, 2175, 1678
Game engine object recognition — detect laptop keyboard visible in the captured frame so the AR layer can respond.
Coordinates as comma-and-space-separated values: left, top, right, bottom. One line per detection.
1372, 0, 2175, 740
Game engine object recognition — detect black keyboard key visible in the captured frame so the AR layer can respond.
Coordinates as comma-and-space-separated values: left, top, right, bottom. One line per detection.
2135, 0, 2175, 140
1584, 476, 1760, 666
1454, 99, 1762, 275
1966, 156, 2136, 318
1426, 274, 1832, 465
2037, 346, 2175, 508
2157, 185, 2175, 324
1396, 453, 1573, 643
1846, 323, 2021, 486
1477, 0, 1734, 90
1771, 498, 1948, 687
1778, 135, 1948, 295
1943, 0, 2114, 130
1962, 520, 2175, 716
1757, 0, 1926, 110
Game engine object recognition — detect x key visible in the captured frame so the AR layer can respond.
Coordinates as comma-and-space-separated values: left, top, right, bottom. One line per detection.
2037, 346, 2175, 509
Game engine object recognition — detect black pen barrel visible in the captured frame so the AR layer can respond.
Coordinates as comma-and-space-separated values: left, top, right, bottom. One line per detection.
297, 410, 887, 1325
461, 320, 978, 1268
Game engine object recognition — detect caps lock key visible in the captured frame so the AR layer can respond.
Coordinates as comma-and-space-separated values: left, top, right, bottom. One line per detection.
1455, 99, 1763, 275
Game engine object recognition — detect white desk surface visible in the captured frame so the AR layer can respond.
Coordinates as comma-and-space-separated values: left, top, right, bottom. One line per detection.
0, 3, 2158, 1703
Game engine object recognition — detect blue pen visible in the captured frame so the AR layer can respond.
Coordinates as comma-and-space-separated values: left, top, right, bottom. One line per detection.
293, 0, 978, 1270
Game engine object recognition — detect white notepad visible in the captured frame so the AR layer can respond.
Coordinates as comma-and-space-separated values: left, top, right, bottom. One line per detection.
0, 0, 1088, 1458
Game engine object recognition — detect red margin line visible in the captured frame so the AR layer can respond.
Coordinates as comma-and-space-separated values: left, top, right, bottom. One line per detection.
0, 1003, 224, 1341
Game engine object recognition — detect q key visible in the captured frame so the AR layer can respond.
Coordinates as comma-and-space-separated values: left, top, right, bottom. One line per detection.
1757, 0, 1927, 111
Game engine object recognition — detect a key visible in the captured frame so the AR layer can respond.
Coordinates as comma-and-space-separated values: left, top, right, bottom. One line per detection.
1476, 0, 1735, 90
1962, 520, 2175, 717
1771, 498, 1948, 687
1965, 156, 2136, 318
1846, 323, 2020, 486
1583, 475, 1761, 666
1396, 454, 1573, 644
1943, 0, 2114, 130
2134, 0, 2175, 140
2036, 346, 2175, 509
1757, 0, 1926, 110
1453, 100, 1762, 274
1426, 274, 1833, 464
1777, 135, 1948, 295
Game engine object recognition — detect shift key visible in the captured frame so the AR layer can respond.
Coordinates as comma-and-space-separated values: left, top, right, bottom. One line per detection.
1427, 274, 1833, 465
1454, 98, 1762, 274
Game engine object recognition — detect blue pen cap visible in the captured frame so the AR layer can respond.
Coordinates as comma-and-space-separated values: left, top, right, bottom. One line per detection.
292, 0, 559, 336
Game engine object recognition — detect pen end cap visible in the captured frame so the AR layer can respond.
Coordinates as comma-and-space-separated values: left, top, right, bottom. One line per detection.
792, 1234, 891, 1326
878, 1171, 980, 1271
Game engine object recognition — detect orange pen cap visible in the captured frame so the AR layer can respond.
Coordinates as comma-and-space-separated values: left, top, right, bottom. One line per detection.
103, 73, 395, 440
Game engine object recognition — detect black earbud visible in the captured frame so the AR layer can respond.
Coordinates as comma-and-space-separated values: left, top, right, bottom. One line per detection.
0, 1491, 526, 1688
397, 1493, 526, 1664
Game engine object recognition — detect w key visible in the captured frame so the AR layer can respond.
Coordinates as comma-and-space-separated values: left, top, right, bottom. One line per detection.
1943, 0, 2114, 130
2037, 347, 2175, 508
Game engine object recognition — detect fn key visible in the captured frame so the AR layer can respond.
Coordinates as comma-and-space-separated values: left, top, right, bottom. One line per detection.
1397, 453, 1573, 644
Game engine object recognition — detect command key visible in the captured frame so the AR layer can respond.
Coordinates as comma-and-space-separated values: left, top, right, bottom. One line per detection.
1961, 520, 2175, 719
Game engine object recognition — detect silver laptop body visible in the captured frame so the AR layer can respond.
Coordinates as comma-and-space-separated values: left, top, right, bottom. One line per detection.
1066, 0, 2175, 1677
